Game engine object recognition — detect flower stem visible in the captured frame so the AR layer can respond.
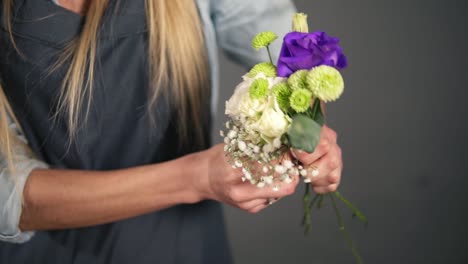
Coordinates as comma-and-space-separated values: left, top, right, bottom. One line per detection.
329, 194, 364, 264
334, 191, 367, 225
308, 193, 321, 209
266, 45, 274, 65
317, 194, 324, 209
307, 98, 321, 120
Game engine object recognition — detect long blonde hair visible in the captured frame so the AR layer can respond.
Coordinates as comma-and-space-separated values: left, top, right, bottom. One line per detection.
0, 0, 209, 171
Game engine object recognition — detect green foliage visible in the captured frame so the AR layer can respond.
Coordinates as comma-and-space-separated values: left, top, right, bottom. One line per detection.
287, 114, 321, 153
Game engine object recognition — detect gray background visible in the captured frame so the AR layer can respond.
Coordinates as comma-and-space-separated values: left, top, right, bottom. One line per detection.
212, 0, 468, 263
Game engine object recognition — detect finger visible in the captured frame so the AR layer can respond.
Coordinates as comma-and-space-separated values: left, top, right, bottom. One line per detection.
308, 166, 342, 189
323, 125, 338, 144
308, 143, 342, 180
302, 157, 332, 186
247, 202, 273, 214
228, 175, 299, 202
313, 183, 339, 194
291, 136, 331, 166
238, 199, 269, 211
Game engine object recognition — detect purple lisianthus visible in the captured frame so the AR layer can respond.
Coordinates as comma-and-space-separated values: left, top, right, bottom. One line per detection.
277, 31, 348, 77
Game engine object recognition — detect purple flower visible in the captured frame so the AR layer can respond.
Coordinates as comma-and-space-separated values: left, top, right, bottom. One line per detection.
277, 31, 348, 77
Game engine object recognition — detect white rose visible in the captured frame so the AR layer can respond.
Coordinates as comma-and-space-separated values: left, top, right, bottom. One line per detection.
225, 79, 250, 118
225, 74, 286, 118
238, 93, 267, 118
252, 99, 291, 139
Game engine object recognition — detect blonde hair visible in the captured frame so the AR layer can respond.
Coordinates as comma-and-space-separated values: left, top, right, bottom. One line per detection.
0, 0, 209, 172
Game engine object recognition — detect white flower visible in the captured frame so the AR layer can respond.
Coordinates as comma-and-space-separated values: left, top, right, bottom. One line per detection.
283, 160, 293, 169
238, 141, 247, 151
253, 146, 260, 153
275, 165, 287, 174
242, 168, 252, 180
257, 182, 266, 188
251, 99, 291, 139
225, 76, 265, 118
284, 176, 293, 184
263, 176, 274, 185
273, 137, 282, 149
262, 144, 273, 154
228, 130, 237, 139
226, 74, 286, 119
238, 95, 267, 119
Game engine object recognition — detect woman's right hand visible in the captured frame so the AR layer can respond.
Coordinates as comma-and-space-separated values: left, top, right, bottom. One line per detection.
194, 144, 300, 213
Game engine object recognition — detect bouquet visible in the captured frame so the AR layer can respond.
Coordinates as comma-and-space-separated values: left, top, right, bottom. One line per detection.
222, 13, 367, 263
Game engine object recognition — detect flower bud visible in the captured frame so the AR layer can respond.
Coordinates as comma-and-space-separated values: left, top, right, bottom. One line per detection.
292, 13, 309, 33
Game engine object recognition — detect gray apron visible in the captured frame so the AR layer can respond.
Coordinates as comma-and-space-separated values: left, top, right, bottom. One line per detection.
0, 0, 232, 263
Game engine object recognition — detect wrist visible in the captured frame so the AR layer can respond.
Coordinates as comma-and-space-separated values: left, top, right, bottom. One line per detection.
180, 149, 212, 203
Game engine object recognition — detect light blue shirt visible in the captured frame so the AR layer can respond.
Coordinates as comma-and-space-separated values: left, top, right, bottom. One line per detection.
0, 0, 296, 243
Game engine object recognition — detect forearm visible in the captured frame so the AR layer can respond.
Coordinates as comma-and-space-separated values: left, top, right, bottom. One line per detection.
19, 152, 205, 231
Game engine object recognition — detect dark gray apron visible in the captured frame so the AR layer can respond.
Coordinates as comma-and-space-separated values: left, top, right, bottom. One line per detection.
0, 0, 232, 263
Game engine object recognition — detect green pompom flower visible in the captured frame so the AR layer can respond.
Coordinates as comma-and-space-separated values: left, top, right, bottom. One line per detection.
290, 88, 312, 113
272, 82, 292, 112
307, 65, 344, 102
248, 62, 277, 78
252, 31, 278, 50
249, 78, 269, 99
292, 13, 309, 33
287, 70, 308, 90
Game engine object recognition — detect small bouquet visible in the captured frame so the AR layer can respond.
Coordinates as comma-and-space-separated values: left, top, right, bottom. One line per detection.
222, 13, 367, 263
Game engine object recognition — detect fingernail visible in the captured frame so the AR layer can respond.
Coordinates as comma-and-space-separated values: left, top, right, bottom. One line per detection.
291, 148, 302, 159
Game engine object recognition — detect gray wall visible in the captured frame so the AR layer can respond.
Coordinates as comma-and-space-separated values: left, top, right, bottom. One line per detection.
212, 0, 468, 263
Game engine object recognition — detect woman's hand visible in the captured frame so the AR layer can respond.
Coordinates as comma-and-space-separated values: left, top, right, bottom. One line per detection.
195, 144, 300, 214
291, 125, 343, 194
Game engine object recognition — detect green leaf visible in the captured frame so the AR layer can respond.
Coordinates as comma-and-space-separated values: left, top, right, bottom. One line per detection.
287, 114, 321, 153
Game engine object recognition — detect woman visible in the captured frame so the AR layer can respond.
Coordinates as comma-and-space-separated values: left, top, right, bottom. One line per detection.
0, 0, 343, 263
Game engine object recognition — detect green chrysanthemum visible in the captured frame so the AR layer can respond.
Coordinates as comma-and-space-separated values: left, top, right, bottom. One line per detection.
249, 78, 269, 99
272, 82, 292, 112
289, 88, 312, 113
287, 70, 308, 90
307, 65, 344, 102
252, 31, 278, 50
292, 13, 309, 33
248, 62, 277, 78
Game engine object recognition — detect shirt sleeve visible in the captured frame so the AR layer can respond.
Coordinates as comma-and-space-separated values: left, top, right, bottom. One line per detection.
0, 117, 48, 243
211, 0, 297, 68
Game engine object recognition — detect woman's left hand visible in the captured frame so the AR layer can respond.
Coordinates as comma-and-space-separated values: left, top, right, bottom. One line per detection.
291, 125, 343, 194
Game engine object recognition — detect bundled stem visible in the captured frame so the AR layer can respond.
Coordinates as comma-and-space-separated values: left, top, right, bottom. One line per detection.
330, 194, 364, 264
